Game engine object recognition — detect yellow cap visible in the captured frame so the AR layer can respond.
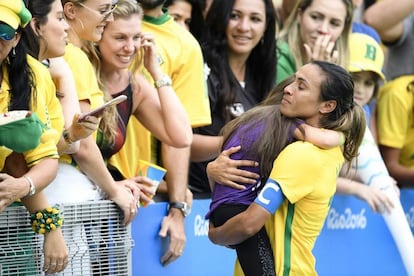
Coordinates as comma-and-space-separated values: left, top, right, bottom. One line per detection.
0, 0, 32, 30
348, 32, 385, 81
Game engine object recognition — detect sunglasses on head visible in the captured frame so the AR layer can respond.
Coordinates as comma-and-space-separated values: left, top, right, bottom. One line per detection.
78, 2, 118, 21
0, 23, 16, 41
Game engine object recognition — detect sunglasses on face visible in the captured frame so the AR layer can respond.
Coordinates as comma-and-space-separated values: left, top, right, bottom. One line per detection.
0, 23, 16, 41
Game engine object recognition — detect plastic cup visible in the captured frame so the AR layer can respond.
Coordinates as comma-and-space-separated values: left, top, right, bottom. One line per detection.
136, 160, 167, 207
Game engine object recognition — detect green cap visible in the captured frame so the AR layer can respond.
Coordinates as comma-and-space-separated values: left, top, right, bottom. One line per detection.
0, 111, 46, 153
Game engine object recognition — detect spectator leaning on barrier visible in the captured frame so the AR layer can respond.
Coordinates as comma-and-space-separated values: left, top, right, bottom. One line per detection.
86, 0, 193, 211
338, 33, 414, 275
0, 0, 68, 273
336, 32, 392, 211
109, 0, 211, 266
59, 0, 139, 226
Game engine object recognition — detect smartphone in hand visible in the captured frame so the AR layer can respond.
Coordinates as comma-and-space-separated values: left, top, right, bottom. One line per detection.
78, 95, 127, 122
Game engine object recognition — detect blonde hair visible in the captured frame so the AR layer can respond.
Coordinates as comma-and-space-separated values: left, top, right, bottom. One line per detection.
85, 0, 144, 144
279, 0, 353, 69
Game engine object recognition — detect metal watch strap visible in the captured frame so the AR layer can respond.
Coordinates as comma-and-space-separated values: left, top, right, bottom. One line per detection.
154, 75, 172, 88
168, 202, 189, 217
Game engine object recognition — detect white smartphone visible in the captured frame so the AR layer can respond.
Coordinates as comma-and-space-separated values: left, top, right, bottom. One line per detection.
77, 95, 127, 122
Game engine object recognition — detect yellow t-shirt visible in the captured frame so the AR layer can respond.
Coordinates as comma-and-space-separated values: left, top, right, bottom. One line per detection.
63, 43, 104, 109
0, 55, 63, 168
235, 142, 343, 276
377, 75, 414, 169
61, 43, 105, 164
109, 14, 211, 178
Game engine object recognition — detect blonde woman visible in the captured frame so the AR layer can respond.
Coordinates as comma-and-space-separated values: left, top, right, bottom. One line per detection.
277, 0, 354, 82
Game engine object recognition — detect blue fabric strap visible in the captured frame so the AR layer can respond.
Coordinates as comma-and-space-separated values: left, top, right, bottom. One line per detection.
254, 178, 285, 214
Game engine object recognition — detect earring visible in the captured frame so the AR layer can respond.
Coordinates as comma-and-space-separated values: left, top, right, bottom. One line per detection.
11, 47, 16, 58
261, 38, 264, 45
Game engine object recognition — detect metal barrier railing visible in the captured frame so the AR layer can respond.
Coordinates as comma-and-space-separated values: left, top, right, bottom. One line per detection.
0, 200, 133, 276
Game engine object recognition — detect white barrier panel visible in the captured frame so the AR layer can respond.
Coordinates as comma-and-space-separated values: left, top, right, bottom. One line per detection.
0, 200, 133, 276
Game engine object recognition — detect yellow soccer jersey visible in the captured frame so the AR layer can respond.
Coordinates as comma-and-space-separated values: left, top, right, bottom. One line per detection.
377, 75, 414, 169
109, 13, 211, 178
0, 55, 63, 168
63, 43, 104, 110
235, 142, 343, 276
140, 14, 210, 127
61, 43, 105, 165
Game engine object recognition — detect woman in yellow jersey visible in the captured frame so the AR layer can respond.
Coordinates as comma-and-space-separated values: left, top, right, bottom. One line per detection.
59, 0, 141, 225
23, 0, 114, 207
0, 1, 68, 274
21, 1, 115, 274
208, 61, 366, 275
22, 0, 100, 155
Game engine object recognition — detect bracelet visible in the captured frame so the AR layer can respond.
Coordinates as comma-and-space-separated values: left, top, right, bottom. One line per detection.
22, 175, 35, 198
154, 74, 172, 88
62, 129, 74, 145
30, 205, 64, 235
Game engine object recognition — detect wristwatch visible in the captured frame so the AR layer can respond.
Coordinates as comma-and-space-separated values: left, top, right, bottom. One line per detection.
154, 75, 172, 89
168, 202, 191, 217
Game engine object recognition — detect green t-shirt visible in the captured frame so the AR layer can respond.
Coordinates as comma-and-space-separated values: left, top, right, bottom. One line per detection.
276, 40, 296, 84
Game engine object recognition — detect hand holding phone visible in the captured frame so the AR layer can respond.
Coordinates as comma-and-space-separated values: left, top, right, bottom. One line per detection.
78, 95, 127, 122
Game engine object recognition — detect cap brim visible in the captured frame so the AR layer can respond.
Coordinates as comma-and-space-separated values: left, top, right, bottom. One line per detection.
349, 63, 386, 82
0, 7, 20, 30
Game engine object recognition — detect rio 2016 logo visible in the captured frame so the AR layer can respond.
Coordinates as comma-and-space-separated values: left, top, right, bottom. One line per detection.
326, 208, 367, 230
194, 215, 209, 237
